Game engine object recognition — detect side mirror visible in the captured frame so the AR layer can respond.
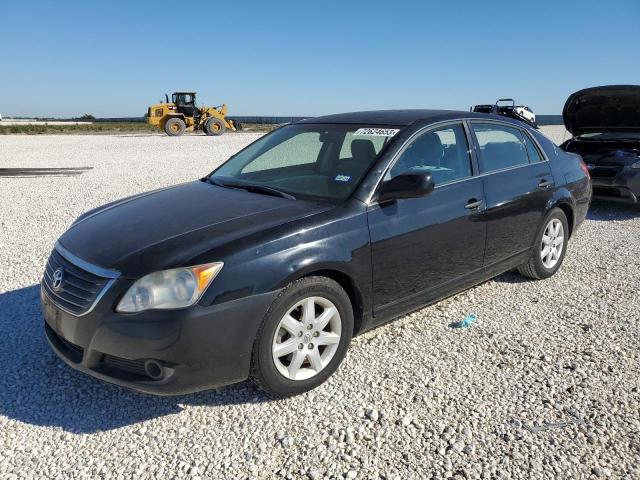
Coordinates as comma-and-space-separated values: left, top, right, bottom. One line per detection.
377, 172, 435, 203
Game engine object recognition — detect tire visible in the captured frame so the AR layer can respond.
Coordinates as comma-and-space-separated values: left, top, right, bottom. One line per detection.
164, 117, 186, 136
517, 208, 569, 280
204, 117, 226, 136
232, 120, 243, 131
251, 276, 354, 397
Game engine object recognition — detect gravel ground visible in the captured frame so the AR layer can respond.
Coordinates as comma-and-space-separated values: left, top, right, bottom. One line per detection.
0, 132, 638, 480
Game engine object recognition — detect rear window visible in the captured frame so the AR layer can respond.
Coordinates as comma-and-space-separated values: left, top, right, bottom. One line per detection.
472, 123, 529, 173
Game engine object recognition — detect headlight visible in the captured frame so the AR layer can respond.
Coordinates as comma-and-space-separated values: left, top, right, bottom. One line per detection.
631, 160, 640, 169
116, 262, 223, 313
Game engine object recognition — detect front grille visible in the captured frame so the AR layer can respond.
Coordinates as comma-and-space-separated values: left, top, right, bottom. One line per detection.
593, 186, 629, 198
589, 165, 622, 178
102, 355, 148, 377
42, 248, 112, 316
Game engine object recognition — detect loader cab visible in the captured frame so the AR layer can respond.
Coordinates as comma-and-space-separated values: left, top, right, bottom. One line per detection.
172, 92, 199, 118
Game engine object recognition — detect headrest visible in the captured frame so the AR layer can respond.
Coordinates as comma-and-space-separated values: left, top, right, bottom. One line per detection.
350, 139, 377, 162
418, 132, 444, 163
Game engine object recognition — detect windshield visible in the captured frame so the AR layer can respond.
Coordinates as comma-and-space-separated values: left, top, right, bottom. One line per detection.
211, 124, 399, 201
173, 93, 195, 105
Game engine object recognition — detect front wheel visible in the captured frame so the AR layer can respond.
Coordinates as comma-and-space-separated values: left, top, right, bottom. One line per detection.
517, 208, 569, 279
204, 117, 226, 136
251, 276, 353, 397
163, 117, 186, 136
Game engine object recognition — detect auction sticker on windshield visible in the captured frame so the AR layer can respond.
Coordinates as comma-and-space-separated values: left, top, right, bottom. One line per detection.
353, 128, 400, 137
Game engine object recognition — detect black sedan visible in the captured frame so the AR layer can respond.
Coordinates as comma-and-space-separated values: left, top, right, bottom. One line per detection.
41, 110, 591, 397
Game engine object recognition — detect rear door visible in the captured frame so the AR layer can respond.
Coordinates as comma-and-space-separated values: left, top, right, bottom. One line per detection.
367, 122, 486, 315
469, 122, 554, 265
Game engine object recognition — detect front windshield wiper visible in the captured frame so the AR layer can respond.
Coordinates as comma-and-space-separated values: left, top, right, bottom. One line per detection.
210, 179, 296, 200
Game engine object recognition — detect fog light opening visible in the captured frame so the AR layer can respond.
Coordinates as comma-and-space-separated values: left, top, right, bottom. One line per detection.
144, 360, 164, 380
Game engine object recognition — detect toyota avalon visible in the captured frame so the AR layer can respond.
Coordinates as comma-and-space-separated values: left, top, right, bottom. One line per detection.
42, 110, 591, 397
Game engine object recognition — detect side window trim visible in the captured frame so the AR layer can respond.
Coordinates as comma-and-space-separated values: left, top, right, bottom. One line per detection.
462, 120, 481, 176
515, 128, 533, 164
521, 130, 548, 163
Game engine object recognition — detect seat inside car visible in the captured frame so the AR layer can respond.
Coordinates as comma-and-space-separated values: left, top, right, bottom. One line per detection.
350, 139, 377, 166
323, 139, 378, 197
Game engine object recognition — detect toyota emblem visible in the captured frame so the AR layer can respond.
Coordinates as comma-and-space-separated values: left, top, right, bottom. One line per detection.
52, 268, 64, 291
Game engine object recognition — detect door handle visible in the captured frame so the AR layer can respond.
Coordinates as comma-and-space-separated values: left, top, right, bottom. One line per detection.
465, 199, 483, 210
538, 179, 553, 189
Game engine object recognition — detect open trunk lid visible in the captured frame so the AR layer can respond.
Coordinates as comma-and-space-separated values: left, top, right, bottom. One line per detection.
563, 85, 640, 137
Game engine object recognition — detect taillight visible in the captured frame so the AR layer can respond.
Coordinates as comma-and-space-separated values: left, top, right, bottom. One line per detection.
578, 158, 590, 178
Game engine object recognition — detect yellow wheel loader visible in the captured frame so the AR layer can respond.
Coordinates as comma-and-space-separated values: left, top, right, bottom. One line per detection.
146, 92, 241, 136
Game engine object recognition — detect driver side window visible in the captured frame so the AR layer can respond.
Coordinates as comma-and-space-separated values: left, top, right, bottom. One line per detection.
388, 123, 472, 186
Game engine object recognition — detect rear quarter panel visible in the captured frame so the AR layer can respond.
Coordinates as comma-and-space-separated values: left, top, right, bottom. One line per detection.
533, 130, 591, 230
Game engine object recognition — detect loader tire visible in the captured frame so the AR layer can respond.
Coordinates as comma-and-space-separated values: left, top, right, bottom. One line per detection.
164, 117, 186, 136
232, 120, 243, 131
204, 118, 226, 136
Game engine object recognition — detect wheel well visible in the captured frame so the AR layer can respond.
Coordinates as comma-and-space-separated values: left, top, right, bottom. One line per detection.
301, 269, 364, 335
556, 203, 574, 237
161, 115, 185, 125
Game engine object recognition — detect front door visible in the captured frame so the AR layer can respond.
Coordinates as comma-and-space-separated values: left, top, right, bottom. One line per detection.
367, 122, 486, 316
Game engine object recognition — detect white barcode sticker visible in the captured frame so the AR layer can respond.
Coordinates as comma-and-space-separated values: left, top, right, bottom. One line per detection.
353, 128, 400, 137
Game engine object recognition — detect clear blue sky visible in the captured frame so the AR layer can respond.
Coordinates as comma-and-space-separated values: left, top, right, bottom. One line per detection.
1, 0, 639, 118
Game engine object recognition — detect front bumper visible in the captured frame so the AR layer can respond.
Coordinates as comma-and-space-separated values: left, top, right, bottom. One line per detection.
41, 284, 279, 395
590, 170, 640, 203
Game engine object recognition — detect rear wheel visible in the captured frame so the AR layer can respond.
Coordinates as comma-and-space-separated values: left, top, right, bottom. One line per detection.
251, 276, 353, 397
517, 208, 569, 279
204, 117, 226, 136
163, 117, 186, 136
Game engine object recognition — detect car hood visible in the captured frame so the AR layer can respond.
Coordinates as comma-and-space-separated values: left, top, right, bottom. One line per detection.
563, 85, 640, 136
58, 181, 332, 277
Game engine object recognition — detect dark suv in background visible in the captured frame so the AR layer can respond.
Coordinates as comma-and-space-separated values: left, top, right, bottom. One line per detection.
561, 85, 640, 205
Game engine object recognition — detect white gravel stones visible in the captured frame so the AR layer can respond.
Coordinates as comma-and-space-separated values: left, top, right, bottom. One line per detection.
0, 132, 638, 479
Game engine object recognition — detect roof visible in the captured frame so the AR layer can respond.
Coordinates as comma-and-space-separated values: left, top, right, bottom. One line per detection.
297, 109, 524, 126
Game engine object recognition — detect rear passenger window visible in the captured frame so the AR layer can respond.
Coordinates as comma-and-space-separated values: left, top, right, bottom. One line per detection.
472, 124, 529, 173
523, 133, 543, 163
388, 123, 472, 185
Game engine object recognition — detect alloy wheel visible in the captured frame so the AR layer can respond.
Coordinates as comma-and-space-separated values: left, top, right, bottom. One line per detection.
272, 296, 342, 381
541, 218, 564, 269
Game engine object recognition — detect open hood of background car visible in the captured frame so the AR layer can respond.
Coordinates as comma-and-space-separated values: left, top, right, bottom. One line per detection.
563, 85, 640, 136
